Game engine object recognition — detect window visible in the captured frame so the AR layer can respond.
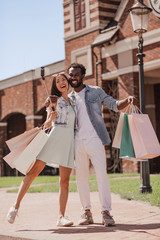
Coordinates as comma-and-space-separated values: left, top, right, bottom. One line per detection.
74, 0, 86, 31
71, 46, 92, 76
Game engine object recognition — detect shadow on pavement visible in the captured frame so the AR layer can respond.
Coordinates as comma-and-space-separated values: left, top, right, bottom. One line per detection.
17, 223, 160, 237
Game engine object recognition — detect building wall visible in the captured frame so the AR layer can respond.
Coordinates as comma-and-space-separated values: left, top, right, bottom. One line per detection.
0, 61, 65, 176
1, 0, 160, 175
63, 0, 160, 173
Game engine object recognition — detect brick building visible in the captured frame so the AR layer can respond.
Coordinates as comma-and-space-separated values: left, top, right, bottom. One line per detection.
0, 0, 160, 176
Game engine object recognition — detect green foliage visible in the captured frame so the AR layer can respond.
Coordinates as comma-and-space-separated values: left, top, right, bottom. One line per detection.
110, 176, 160, 207
1, 174, 160, 208
0, 173, 139, 188
0, 176, 60, 188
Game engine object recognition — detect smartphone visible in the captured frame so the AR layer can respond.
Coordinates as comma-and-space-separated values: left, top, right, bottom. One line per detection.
52, 106, 55, 111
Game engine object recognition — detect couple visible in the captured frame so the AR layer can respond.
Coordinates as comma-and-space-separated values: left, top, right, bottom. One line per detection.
7, 63, 134, 227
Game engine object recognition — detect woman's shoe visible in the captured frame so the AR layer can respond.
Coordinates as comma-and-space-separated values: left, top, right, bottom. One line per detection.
56, 216, 73, 227
7, 206, 18, 224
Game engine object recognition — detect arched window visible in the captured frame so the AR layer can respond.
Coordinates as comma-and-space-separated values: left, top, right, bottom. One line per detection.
3, 113, 26, 176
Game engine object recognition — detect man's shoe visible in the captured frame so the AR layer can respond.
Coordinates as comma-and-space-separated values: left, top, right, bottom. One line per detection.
7, 206, 18, 224
56, 217, 73, 227
102, 210, 115, 226
78, 209, 94, 225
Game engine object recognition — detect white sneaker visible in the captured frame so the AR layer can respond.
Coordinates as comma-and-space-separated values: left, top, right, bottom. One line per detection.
7, 206, 18, 224
56, 216, 73, 227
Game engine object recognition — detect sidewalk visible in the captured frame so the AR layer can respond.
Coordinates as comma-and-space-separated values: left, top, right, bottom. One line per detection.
0, 188, 160, 240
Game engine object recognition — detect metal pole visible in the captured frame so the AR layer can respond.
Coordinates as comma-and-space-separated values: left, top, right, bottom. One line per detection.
137, 33, 152, 193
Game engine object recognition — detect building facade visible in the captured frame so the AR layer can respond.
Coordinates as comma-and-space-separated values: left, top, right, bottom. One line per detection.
0, 61, 65, 176
0, 0, 160, 176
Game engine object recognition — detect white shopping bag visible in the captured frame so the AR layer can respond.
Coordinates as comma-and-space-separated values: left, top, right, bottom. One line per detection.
4, 130, 48, 175
128, 113, 160, 159
6, 127, 40, 151
112, 112, 124, 149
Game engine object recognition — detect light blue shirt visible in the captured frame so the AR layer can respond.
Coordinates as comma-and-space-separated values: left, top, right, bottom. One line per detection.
69, 85, 118, 145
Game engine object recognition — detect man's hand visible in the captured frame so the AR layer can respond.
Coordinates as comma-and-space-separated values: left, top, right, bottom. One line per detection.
117, 96, 136, 110
127, 96, 136, 104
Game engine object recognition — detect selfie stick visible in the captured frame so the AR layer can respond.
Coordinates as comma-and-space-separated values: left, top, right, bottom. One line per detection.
41, 66, 52, 105
41, 67, 50, 98
41, 66, 57, 112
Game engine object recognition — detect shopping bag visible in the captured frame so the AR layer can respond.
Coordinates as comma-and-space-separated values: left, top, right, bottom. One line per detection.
128, 113, 160, 159
4, 130, 48, 175
119, 113, 135, 160
4, 127, 41, 168
6, 127, 40, 151
112, 112, 124, 149
3, 138, 32, 169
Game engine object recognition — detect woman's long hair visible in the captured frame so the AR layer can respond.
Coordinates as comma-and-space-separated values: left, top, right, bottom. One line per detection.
51, 72, 69, 97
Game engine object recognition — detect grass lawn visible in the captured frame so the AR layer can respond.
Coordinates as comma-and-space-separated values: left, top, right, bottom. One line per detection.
0, 174, 160, 207
0, 173, 138, 188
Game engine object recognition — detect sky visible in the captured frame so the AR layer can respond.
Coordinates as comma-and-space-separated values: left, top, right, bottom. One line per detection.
0, 0, 65, 80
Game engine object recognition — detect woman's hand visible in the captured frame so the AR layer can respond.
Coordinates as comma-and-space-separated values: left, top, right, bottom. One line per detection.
49, 111, 57, 122
45, 95, 58, 108
44, 110, 57, 129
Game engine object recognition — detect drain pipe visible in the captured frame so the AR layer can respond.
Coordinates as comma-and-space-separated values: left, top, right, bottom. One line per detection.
92, 47, 99, 86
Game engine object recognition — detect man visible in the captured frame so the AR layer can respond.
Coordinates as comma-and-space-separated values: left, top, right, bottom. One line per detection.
68, 63, 134, 226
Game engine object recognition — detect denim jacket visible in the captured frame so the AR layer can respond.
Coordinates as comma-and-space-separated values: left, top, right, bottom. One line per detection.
69, 85, 118, 145
48, 96, 77, 128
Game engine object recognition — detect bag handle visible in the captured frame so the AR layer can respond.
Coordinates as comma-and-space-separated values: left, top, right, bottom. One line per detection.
124, 102, 137, 114
40, 123, 52, 134
134, 105, 142, 114
129, 103, 142, 114
124, 102, 139, 114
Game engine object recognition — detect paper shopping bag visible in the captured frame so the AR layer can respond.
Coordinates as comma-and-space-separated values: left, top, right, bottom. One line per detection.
14, 130, 48, 175
112, 112, 124, 149
6, 127, 40, 151
4, 127, 41, 168
4, 130, 48, 175
3, 138, 32, 169
128, 113, 160, 159
119, 113, 135, 160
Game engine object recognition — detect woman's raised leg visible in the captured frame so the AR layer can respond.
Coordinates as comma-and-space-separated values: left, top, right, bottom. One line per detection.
7, 160, 46, 223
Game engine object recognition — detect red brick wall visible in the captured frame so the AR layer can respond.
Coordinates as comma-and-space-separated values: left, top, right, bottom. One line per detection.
35, 76, 53, 114
1, 82, 34, 120
102, 55, 118, 73
65, 30, 99, 67
119, 0, 160, 40
122, 159, 139, 173
118, 72, 139, 100
133, 42, 160, 65
0, 74, 60, 176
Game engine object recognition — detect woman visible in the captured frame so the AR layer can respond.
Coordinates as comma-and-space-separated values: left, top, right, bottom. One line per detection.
7, 72, 76, 227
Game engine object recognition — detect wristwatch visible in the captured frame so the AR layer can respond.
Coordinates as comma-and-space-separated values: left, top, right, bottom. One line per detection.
148, 0, 160, 18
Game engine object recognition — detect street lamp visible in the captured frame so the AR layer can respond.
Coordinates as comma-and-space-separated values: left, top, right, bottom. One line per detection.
129, 0, 152, 193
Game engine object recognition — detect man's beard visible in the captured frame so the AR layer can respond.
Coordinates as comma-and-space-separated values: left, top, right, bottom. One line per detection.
69, 79, 82, 89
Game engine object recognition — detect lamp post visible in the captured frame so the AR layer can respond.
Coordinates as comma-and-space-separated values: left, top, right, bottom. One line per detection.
129, 0, 152, 193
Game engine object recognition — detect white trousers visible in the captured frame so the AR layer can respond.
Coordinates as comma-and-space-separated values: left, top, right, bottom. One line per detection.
75, 137, 111, 211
